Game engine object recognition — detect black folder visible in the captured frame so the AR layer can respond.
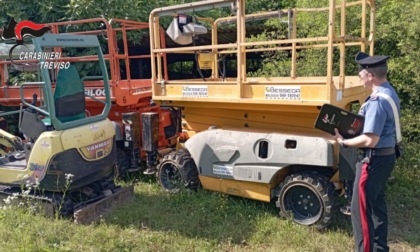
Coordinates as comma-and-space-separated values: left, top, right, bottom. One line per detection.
314, 104, 364, 139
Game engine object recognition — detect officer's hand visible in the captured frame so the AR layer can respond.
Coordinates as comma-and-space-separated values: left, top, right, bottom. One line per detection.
333, 128, 347, 147
333, 128, 344, 141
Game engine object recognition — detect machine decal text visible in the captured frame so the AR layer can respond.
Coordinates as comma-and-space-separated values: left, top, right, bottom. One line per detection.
29, 163, 46, 171
86, 139, 110, 152
265, 86, 301, 100
182, 85, 208, 98
213, 164, 233, 176
93, 129, 106, 141
85, 88, 106, 97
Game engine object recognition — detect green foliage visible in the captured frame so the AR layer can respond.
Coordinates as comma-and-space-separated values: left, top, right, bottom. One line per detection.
0, 0, 68, 24
371, 0, 420, 139
245, 0, 370, 78
245, 1, 282, 13
375, 0, 420, 111
246, 27, 291, 77
401, 110, 420, 143
65, 0, 148, 21
6, 70, 37, 86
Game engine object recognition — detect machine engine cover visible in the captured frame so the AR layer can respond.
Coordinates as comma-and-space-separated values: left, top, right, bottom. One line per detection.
185, 129, 334, 183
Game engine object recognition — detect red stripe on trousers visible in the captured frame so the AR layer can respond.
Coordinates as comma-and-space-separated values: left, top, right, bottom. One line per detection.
359, 162, 370, 252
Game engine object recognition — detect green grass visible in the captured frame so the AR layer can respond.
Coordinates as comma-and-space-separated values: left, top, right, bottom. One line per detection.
1, 143, 419, 252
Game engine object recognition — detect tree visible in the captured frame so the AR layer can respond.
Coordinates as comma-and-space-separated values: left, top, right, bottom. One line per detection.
374, 0, 420, 111
373, 0, 420, 142
0, 0, 68, 24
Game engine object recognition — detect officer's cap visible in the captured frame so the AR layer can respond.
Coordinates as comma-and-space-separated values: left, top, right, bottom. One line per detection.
355, 52, 390, 70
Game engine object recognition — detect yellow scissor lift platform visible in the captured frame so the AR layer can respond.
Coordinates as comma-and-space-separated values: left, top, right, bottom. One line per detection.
148, 0, 375, 228
150, 0, 374, 134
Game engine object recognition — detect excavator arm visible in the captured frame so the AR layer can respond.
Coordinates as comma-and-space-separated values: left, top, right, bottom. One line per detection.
0, 128, 24, 157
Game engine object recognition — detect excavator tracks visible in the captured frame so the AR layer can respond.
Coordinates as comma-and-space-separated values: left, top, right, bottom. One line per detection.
0, 184, 134, 224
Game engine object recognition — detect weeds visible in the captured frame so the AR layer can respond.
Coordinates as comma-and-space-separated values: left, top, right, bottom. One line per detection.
1, 173, 74, 220
55, 173, 74, 220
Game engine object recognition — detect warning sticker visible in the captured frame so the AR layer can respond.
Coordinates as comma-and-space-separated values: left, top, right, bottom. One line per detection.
182, 85, 208, 98
213, 164, 233, 176
265, 86, 301, 100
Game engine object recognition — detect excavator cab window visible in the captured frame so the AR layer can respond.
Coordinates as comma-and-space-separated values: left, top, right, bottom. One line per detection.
54, 64, 86, 123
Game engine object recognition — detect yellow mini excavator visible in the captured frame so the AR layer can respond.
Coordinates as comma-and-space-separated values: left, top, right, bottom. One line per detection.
0, 34, 133, 224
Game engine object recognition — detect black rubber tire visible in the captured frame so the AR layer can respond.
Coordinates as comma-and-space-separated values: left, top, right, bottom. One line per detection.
157, 149, 200, 192
277, 172, 338, 229
116, 148, 131, 180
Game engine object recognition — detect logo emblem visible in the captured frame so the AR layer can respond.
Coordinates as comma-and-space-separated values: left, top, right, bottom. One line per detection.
1, 17, 51, 65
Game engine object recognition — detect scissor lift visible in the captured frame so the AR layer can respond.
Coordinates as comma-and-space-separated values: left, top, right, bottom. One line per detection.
150, 0, 374, 228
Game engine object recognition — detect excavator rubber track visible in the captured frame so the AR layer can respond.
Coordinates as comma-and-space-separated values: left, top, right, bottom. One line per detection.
0, 184, 134, 224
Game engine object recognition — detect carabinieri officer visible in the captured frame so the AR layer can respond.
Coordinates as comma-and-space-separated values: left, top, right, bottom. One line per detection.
334, 52, 400, 252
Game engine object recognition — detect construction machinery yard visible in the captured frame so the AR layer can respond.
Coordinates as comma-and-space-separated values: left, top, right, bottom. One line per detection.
0, 0, 375, 228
